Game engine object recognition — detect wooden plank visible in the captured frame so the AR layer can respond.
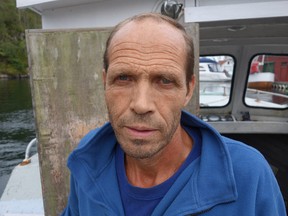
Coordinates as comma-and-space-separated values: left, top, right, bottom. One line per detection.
185, 23, 200, 115
26, 23, 199, 215
26, 28, 111, 215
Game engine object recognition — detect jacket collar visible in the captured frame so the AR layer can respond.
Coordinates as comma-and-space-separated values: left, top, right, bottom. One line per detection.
153, 110, 237, 215
68, 110, 237, 215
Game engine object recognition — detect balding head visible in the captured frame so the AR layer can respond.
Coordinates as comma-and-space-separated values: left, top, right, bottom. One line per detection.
103, 13, 195, 86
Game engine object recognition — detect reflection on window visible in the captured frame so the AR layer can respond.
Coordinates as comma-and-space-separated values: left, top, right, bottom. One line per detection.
199, 55, 234, 107
245, 55, 288, 109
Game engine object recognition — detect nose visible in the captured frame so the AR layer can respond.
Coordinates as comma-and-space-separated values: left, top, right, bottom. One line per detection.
130, 81, 154, 115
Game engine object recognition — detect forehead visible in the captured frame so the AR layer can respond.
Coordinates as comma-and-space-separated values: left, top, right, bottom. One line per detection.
109, 19, 186, 55
107, 19, 187, 71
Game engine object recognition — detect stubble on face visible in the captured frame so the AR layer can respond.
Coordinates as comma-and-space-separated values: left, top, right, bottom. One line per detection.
104, 19, 190, 161
107, 107, 182, 159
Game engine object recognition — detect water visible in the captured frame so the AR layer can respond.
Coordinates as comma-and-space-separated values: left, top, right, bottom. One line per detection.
0, 79, 36, 197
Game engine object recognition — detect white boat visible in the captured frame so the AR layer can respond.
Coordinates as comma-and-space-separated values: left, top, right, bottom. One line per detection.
199, 57, 231, 82
248, 72, 275, 90
0, 139, 44, 216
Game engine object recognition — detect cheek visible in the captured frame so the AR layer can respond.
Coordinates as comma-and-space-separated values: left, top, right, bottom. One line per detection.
105, 91, 118, 110
105, 90, 130, 115
160, 90, 188, 109
156, 93, 186, 121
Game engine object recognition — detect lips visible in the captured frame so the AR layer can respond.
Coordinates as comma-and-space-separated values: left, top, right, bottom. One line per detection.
125, 126, 157, 138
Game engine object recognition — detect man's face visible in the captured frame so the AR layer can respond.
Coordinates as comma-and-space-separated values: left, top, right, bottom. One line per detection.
103, 19, 194, 159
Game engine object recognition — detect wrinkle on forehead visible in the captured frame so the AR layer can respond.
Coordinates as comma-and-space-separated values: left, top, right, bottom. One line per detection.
112, 41, 181, 55
106, 19, 187, 74
108, 20, 186, 56
109, 41, 184, 65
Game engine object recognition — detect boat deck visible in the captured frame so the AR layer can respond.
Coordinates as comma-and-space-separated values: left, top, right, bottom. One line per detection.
0, 154, 44, 216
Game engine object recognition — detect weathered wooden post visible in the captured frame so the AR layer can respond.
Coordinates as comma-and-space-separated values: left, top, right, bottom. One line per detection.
185, 23, 200, 115
26, 29, 111, 215
26, 24, 198, 216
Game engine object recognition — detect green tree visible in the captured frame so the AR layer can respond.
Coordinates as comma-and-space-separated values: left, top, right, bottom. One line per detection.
0, 0, 41, 77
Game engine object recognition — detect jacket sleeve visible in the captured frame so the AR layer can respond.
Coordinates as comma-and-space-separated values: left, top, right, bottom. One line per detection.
61, 174, 79, 216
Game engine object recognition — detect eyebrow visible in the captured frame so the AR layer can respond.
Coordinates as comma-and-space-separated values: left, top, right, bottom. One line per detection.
107, 66, 185, 84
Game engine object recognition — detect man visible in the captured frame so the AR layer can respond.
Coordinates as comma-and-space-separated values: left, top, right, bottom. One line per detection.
61, 13, 286, 215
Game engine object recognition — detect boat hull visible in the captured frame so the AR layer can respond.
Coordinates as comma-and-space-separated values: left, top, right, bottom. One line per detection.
248, 72, 274, 90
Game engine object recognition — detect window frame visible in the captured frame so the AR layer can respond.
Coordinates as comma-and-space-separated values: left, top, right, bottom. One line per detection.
199, 54, 236, 108
243, 53, 288, 110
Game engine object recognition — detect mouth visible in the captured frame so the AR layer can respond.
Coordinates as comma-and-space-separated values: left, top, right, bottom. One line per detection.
125, 126, 157, 138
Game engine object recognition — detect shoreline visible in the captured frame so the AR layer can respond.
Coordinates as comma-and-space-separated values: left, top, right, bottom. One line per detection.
0, 74, 29, 80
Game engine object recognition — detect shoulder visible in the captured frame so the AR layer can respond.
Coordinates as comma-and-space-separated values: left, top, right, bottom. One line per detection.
77, 128, 101, 149
221, 137, 286, 215
75, 122, 113, 152
222, 136, 272, 177
68, 122, 115, 165
223, 136, 267, 164
67, 122, 117, 177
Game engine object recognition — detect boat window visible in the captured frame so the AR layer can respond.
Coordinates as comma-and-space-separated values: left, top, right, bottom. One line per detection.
244, 54, 288, 109
199, 55, 234, 107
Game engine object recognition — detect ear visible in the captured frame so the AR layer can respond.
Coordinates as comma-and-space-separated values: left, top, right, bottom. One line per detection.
102, 69, 107, 90
184, 75, 195, 106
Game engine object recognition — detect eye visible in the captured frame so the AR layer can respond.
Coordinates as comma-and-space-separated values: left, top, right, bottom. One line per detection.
117, 74, 129, 81
156, 75, 176, 89
113, 74, 133, 86
158, 75, 175, 85
160, 77, 172, 84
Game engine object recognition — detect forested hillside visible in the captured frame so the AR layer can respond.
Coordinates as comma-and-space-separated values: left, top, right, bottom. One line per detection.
0, 0, 41, 77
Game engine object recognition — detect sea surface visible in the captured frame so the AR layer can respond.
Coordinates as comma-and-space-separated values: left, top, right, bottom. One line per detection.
0, 79, 36, 197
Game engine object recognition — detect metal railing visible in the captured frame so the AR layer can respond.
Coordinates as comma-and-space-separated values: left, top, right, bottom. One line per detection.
20, 138, 37, 166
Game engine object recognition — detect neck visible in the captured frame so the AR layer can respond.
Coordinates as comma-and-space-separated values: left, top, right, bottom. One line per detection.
125, 126, 193, 188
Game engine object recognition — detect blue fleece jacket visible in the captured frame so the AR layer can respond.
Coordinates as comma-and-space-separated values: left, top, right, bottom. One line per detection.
61, 111, 286, 215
